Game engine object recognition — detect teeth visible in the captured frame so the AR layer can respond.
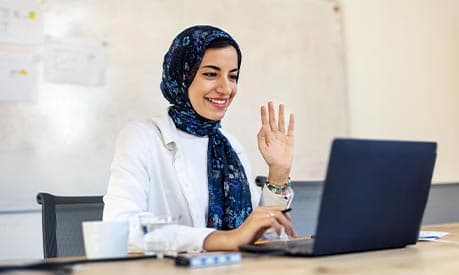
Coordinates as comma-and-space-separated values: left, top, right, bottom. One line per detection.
207, 98, 226, 104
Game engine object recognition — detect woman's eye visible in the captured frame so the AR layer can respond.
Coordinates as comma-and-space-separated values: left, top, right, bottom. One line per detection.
203, 72, 217, 77
229, 75, 238, 81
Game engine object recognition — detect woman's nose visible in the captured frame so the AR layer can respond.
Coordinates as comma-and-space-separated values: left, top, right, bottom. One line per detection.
216, 78, 232, 94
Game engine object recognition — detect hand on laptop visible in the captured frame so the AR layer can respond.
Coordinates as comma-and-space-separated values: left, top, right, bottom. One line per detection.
203, 206, 297, 251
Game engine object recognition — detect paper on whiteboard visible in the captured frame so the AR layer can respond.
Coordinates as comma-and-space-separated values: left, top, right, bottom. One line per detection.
0, 0, 43, 45
0, 53, 38, 102
43, 36, 107, 87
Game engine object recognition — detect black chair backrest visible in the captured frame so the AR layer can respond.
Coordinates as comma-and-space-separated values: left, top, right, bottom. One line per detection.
255, 176, 267, 187
36, 192, 104, 258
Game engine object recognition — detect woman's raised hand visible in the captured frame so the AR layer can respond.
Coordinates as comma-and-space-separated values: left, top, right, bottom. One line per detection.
257, 101, 295, 183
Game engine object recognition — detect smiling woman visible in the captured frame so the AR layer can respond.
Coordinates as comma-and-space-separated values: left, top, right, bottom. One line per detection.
103, 25, 296, 253
188, 43, 239, 121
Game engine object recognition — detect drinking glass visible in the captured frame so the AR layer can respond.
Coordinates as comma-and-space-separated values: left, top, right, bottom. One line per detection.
138, 213, 178, 258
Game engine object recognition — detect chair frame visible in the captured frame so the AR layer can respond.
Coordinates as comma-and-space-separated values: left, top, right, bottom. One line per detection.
36, 192, 104, 258
255, 176, 267, 187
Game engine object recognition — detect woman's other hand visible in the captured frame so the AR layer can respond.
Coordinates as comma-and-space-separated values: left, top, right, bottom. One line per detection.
203, 206, 297, 251
257, 101, 295, 183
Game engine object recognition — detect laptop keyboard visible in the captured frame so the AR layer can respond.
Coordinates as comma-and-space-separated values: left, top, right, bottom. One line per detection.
241, 238, 314, 255
263, 238, 313, 248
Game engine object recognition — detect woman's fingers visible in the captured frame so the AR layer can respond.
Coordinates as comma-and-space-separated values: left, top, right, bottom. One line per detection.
259, 105, 271, 145
268, 218, 283, 235
261, 102, 292, 134
253, 207, 295, 237
283, 212, 292, 222
287, 113, 295, 137
268, 101, 277, 131
260, 105, 268, 127
278, 104, 285, 133
269, 210, 295, 236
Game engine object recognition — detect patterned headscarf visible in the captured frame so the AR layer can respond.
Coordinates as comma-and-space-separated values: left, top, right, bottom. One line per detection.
160, 25, 252, 230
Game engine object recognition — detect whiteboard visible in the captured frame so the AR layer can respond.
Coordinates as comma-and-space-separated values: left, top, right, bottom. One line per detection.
0, 0, 347, 210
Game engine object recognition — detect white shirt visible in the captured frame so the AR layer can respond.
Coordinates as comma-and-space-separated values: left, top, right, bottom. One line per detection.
103, 113, 292, 252
175, 129, 209, 218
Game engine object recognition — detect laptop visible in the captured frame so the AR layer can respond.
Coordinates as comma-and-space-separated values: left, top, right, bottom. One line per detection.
239, 138, 437, 256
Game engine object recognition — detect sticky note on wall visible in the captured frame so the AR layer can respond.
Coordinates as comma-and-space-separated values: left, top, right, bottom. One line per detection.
0, 0, 43, 45
0, 53, 38, 102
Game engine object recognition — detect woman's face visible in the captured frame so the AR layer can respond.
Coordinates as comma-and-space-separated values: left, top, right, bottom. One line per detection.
188, 46, 239, 121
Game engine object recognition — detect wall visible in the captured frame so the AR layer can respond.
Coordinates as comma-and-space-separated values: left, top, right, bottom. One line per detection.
0, 211, 42, 259
341, 0, 459, 183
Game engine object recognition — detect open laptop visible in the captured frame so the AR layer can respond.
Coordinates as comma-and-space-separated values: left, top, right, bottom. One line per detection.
239, 138, 437, 256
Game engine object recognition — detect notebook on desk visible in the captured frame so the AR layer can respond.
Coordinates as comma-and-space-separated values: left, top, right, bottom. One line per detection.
239, 138, 437, 256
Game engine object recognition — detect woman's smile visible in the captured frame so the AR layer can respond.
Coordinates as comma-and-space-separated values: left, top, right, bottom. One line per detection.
188, 46, 239, 121
205, 97, 229, 108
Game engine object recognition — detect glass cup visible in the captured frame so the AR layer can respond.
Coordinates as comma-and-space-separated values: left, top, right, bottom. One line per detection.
138, 213, 178, 258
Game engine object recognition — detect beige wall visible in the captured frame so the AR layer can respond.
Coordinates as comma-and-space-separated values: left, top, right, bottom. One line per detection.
342, 0, 459, 182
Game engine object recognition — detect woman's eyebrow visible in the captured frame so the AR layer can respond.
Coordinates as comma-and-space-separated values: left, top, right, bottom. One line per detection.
202, 65, 220, 71
201, 65, 238, 73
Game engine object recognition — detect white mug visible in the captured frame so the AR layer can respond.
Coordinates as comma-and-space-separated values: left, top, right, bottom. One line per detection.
82, 220, 129, 259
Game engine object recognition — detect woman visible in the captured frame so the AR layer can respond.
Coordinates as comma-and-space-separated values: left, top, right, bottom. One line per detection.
103, 25, 296, 252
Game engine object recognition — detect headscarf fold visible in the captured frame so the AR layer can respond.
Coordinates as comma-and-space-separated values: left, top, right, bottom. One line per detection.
160, 25, 252, 230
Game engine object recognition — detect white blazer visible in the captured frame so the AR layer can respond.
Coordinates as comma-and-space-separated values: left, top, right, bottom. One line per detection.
103, 114, 291, 252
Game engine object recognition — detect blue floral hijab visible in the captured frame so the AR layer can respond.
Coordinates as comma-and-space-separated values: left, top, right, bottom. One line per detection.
160, 25, 252, 230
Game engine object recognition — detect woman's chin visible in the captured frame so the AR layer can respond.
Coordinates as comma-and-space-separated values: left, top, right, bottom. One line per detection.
201, 111, 226, 121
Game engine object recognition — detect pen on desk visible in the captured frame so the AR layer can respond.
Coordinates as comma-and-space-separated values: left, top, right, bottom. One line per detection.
281, 208, 292, 214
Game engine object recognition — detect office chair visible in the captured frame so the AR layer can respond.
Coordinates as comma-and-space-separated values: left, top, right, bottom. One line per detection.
255, 176, 267, 187
36, 192, 104, 258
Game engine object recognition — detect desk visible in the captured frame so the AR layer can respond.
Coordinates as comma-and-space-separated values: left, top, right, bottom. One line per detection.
5, 223, 459, 275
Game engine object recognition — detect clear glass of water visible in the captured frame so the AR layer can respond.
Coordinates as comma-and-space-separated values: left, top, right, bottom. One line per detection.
138, 213, 178, 259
